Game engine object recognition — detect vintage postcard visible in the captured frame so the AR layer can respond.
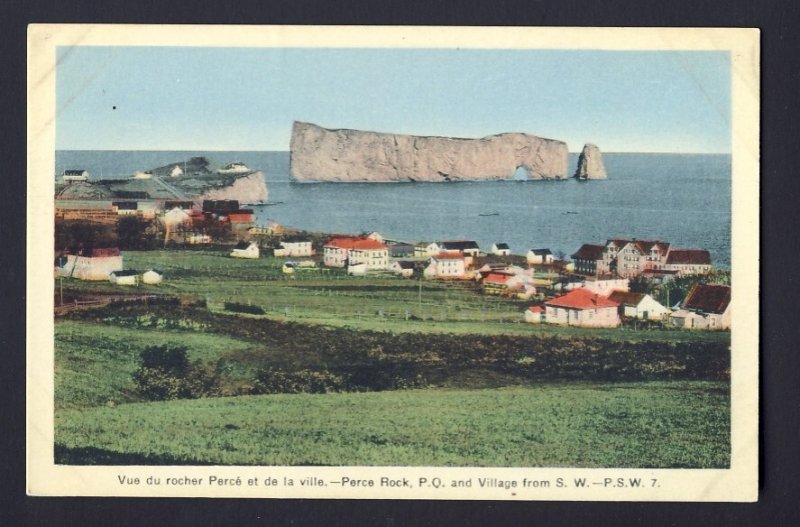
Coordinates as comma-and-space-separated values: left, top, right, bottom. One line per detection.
27, 25, 759, 500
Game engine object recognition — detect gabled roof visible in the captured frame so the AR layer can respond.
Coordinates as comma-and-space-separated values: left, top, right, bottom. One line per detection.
395, 260, 416, 269
64, 169, 88, 175
494, 243, 510, 250
545, 288, 619, 310
608, 291, 647, 306
572, 244, 605, 260
234, 241, 252, 250
529, 248, 552, 255
432, 252, 465, 261
528, 305, 544, 314
667, 249, 712, 265
683, 284, 731, 314
441, 240, 480, 251
484, 272, 512, 284
325, 237, 387, 250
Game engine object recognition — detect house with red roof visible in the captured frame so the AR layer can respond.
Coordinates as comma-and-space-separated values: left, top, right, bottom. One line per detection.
669, 284, 731, 329
524, 305, 545, 324
323, 236, 389, 271
424, 252, 468, 279
541, 288, 621, 328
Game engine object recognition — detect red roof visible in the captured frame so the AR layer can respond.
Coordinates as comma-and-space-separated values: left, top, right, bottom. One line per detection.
683, 284, 730, 314
528, 305, 544, 314
325, 237, 388, 251
545, 288, 619, 310
572, 244, 605, 260
484, 272, 511, 284
432, 252, 465, 260
667, 249, 712, 265
228, 211, 255, 223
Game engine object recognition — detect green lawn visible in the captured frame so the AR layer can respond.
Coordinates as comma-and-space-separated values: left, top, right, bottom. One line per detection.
58, 249, 729, 344
55, 321, 255, 410
55, 381, 730, 468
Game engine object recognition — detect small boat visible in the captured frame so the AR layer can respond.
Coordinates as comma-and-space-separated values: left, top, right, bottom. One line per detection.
478, 211, 500, 217
562, 211, 580, 215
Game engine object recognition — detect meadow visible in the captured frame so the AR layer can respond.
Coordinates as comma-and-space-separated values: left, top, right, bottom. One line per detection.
55, 381, 730, 467
53, 248, 731, 467
59, 249, 730, 343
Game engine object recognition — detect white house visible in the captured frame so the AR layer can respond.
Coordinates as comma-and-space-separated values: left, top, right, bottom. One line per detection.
608, 291, 670, 320
424, 253, 467, 279
323, 237, 389, 271
664, 249, 713, 277
230, 241, 260, 259
109, 270, 140, 286
55, 248, 123, 281
543, 288, 621, 328
61, 169, 90, 182
390, 260, 416, 278
581, 277, 630, 295
669, 284, 731, 329
527, 248, 554, 265
132, 170, 153, 180
440, 240, 481, 257
142, 269, 163, 285
524, 305, 545, 324
274, 240, 314, 257
491, 243, 511, 256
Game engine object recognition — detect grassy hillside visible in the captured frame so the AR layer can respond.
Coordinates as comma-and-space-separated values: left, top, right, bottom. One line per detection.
55, 381, 730, 467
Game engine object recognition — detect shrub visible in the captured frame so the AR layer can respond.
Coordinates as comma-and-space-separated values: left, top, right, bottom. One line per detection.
224, 302, 265, 315
133, 345, 219, 400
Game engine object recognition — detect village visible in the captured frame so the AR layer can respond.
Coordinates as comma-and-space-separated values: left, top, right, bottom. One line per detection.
55, 174, 731, 332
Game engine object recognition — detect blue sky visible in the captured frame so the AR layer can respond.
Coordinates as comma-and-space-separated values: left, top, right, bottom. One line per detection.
56, 47, 731, 153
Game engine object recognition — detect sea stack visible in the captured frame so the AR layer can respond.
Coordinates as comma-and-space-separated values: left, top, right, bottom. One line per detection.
574, 143, 608, 180
290, 121, 569, 182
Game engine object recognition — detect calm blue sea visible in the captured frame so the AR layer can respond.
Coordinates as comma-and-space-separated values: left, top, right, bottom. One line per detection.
56, 151, 732, 267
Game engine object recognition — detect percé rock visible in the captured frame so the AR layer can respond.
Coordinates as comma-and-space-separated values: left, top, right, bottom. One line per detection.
290, 121, 569, 182
574, 143, 607, 180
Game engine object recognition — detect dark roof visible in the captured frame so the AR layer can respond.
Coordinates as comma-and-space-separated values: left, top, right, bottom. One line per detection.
608, 291, 647, 306
164, 200, 194, 209
530, 248, 552, 255
683, 284, 731, 314
112, 201, 138, 209
111, 270, 139, 277
389, 242, 414, 248
572, 244, 605, 260
114, 190, 150, 199
64, 169, 87, 175
441, 240, 480, 251
667, 249, 712, 265
395, 261, 416, 269
203, 200, 240, 212
234, 241, 250, 249
494, 243, 510, 250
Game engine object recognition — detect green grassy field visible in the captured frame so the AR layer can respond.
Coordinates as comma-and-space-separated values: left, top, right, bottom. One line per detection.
54, 248, 731, 468
55, 381, 730, 467
58, 249, 729, 343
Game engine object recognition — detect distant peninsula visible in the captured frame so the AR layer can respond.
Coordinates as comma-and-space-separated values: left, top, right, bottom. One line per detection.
290, 121, 589, 183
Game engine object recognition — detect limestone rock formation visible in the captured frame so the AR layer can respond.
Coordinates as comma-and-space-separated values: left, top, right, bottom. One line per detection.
574, 143, 607, 180
290, 121, 569, 182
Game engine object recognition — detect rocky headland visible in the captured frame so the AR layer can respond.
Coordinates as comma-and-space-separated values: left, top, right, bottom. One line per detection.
290, 121, 571, 182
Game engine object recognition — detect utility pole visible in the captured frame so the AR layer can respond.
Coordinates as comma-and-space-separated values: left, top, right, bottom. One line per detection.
59, 277, 63, 306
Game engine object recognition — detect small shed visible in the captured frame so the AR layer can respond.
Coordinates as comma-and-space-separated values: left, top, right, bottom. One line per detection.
230, 241, 259, 259
527, 248, 554, 265
109, 270, 140, 286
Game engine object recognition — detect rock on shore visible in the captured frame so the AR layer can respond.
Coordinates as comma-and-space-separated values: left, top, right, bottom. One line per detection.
290, 121, 569, 182
574, 143, 608, 180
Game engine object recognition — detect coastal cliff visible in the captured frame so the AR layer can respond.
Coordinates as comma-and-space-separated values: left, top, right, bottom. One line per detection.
574, 144, 607, 180
196, 171, 269, 203
290, 122, 569, 182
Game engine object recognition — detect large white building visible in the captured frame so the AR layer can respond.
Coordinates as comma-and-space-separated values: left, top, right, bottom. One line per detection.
323, 237, 389, 271
424, 252, 467, 279
55, 247, 123, 281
